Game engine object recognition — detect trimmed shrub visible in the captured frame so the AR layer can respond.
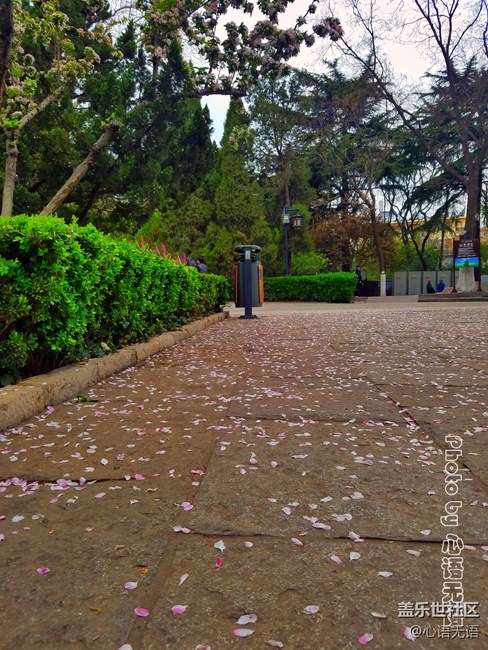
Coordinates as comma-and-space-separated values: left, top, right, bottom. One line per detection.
264, 273, 357, 303
0, 215, 231, 384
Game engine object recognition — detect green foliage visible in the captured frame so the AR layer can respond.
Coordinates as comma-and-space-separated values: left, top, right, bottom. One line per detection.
264, 273, 356, 303
389, 239, 441, 272
0, 215, 231, 384
250, 220, 280, 276
481, 242, 488, 274
199, 223, 240, 277
290, 252, 329, 275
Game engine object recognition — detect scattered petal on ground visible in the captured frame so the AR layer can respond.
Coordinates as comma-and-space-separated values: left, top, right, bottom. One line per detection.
134, 607, 149, 617
179, 573, 189, 586
173, 526, 191, 534
232, 629, 254, 637
237, 614, 257, 625
36, 566, 50, 575
171, 605, 188, 616
358, 633, 374, 645
403, 627, 417, 641
303, 605, 319, 614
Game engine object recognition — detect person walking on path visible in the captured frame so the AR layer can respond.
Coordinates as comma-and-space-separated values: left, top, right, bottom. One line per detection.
354, 266, 363, 296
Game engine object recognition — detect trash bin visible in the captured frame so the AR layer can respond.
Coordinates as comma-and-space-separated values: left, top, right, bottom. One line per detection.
233, 245, 264, 318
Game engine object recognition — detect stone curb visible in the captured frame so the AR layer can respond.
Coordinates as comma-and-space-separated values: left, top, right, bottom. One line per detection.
0, 312, 228, 433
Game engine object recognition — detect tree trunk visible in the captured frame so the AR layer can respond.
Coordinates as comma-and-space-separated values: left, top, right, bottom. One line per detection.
284, 181, 290, 209
77, 181, 101, 225
1, 130, 18, 217
370, 208, 386, 295
0, 0, 14, 105
464, 165, 483, 239
40, 123, 120, 215
1, 90, 65, 216
439, 222, 445, 270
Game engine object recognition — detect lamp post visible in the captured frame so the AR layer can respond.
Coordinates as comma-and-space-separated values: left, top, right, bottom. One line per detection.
283, 206, 304, 275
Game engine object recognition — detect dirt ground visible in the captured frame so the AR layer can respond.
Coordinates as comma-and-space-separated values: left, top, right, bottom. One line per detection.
1, 302, 487, 649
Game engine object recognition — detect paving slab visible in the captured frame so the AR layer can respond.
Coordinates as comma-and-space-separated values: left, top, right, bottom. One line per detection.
139, 538, 487, 650
1, 302, 488, 649
184, 418, 487, 543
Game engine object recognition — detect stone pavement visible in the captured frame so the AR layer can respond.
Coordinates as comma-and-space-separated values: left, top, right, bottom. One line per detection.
1, 300, 488, 649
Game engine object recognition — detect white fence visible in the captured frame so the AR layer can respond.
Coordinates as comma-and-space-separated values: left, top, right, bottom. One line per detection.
393, 271, 488, 295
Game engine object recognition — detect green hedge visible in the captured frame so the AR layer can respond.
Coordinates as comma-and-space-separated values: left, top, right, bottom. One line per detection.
264, 273, 357, 303
0, 215, 230, 384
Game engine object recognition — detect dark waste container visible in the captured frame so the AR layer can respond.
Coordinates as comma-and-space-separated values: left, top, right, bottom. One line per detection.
233, 245, 264, 318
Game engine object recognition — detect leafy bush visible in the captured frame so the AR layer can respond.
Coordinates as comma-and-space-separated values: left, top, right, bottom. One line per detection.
0, 215, 231, 384
290, 252, 329, 276
264, 273, 357, 303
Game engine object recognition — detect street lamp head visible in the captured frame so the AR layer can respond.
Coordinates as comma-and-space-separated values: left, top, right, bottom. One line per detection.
283, 206, 290, 225
290, 211, 303, 231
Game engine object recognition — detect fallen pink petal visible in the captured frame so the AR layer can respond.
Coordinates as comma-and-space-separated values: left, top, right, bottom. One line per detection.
179, 573, 189, 586
403, 627, 417, 641
173, 526, 191, 534
36, 566, 50, 575
358, 632, 374, 645
171, 605, 188, 615
232, 629, 254, 637
124, 581, 138, 590
134, 608, 150, 617
237, 614, 257, 625
303, 605, 319, 614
